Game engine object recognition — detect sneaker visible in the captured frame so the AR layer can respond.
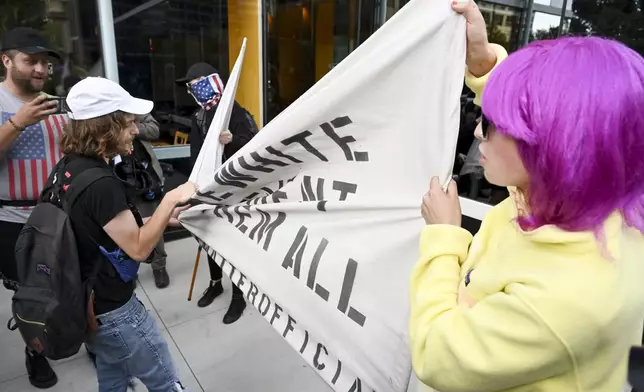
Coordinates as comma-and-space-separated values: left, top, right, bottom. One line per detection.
25, 348, 57, 389
197, 280, 223, 308
223, 296, 246, 325
153, 267, 170, 289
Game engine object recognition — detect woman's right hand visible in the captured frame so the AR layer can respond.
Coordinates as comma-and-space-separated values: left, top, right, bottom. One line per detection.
452, 0, 497, 77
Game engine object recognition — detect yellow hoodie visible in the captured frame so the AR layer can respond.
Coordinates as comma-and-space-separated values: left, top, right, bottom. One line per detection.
410, 45, 644, 392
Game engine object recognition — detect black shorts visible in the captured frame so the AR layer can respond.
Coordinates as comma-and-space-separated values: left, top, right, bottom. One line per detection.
0, 220, 23, 288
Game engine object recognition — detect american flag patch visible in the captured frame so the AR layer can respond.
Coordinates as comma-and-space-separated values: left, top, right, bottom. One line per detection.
3, 112, 67, 203
187, 73, 224, 111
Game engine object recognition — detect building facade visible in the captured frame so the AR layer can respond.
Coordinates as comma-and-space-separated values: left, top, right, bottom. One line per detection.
0, 0, 592, 227
16, 0, 574, 126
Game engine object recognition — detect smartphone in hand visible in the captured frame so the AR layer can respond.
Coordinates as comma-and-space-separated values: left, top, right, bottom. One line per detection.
42, 94, 69, 114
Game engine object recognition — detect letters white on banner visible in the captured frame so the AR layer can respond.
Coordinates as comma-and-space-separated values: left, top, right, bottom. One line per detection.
180, 1, 466, 391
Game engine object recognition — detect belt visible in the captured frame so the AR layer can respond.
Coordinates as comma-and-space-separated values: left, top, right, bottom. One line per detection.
0, 200, 38, 207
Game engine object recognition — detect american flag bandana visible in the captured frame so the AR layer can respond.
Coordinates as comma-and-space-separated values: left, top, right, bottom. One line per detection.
187, 73, 224, 111
3, 112, 67, 203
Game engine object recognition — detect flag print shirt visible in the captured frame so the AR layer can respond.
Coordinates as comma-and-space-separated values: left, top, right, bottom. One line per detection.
0, 83, 68, 223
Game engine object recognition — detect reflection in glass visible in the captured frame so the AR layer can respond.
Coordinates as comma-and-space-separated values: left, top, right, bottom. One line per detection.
264, 0, 381, 123
386, 0, 411, 20
531, 12, 569, 41
111, 0, 229, 146
0, 0, 101, 96
478, 1, 522, 52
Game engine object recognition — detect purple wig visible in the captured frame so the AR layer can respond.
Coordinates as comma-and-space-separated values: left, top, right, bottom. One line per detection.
482, 37, 644, 233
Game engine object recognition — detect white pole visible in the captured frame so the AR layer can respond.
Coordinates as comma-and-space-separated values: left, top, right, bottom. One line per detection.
96, 0, 119, 83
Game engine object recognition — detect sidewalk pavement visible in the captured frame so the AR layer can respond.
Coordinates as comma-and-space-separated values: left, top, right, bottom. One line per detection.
0, 238, 332, 392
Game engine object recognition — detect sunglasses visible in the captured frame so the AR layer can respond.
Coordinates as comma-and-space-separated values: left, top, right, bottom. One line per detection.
480, 114, 491, 140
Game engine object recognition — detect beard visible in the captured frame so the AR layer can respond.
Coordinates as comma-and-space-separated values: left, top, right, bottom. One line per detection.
10, 67, 45, 94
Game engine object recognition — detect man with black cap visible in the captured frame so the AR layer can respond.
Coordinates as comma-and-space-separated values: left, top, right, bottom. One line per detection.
0, 27, 64, 389
176, 62, 258, 324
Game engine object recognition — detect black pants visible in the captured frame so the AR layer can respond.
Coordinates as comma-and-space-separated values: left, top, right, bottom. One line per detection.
0, 220, 23, 287
207, 254, 243, 298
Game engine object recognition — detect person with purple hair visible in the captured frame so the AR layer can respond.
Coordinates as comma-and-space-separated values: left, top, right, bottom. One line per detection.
409, 1, 644, 391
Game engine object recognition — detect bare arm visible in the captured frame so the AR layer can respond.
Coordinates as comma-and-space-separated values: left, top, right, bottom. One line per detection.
103, 182, 195, 262
467, 44, 498, 78
0, 95, 57, 155
103, 193, 179, 262
0, 121, 22, 155
452, 1, 498, 78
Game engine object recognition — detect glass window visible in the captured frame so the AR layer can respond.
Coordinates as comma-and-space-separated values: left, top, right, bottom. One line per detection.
263, 0, 383, 123
531, 12, 566, 41
478, 2, 522, 52
548, 0, 573, 11
386, 0, 411, 20
108, 0, 236, 203
0, 0, 101, 95
112, 0, 230, 147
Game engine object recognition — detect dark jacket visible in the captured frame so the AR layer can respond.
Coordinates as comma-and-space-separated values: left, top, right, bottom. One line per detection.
189, 101, 257, 167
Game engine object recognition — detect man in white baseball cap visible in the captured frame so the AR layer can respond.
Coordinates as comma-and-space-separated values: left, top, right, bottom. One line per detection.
57, 77, 194, 391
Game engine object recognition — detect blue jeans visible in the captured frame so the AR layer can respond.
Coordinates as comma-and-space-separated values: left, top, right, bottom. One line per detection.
87, 295, 186, 392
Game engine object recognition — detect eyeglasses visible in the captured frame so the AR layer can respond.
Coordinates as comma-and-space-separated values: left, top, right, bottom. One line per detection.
480, 114, 491, 140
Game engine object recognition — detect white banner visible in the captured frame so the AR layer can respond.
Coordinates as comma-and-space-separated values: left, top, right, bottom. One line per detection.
180, 1, 466, 391
190, 39, 247, 185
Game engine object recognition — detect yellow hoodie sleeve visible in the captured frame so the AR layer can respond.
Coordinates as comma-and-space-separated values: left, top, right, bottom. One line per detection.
409, 225, 571, 392
465, 44, 508, 106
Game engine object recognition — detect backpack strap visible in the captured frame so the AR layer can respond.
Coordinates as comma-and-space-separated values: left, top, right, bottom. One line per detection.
60, 166, 113, 277
63, 167, 114, 213
60, 166, 116, 314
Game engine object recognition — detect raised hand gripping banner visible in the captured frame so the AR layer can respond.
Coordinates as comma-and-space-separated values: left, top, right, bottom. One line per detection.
180, 1, 466, 391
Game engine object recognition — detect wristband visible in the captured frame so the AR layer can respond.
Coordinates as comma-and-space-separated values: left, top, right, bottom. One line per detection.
7, 117, 24, 133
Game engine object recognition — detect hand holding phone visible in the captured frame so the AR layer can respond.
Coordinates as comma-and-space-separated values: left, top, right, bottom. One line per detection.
42, 94, 68, 115
12, 95, 60, 128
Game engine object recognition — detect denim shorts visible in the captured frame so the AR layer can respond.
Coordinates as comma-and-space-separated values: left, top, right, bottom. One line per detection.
87, 295, 186, 392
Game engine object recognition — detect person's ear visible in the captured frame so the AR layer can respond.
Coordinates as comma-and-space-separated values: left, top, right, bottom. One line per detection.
2, 54, 14, 70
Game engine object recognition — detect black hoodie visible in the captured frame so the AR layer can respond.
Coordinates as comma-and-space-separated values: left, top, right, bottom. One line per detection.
189, 100, 257, 167
177, 62, 258, 166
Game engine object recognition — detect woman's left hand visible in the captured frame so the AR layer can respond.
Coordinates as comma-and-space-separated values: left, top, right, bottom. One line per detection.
421, 177, 462, 226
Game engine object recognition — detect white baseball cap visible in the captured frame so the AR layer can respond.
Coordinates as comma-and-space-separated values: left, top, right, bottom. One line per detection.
66, 77, 153, 120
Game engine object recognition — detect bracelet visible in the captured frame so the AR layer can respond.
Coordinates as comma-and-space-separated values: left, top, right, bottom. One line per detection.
7, 117, 24, 133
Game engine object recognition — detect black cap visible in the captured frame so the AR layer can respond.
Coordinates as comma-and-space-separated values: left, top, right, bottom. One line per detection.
1, 27, 61, 60
175, 62, 218, 84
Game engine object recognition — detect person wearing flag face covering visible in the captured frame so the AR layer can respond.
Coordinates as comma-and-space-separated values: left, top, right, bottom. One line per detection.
176, 62, 258, 324
409, 1, 644, 392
